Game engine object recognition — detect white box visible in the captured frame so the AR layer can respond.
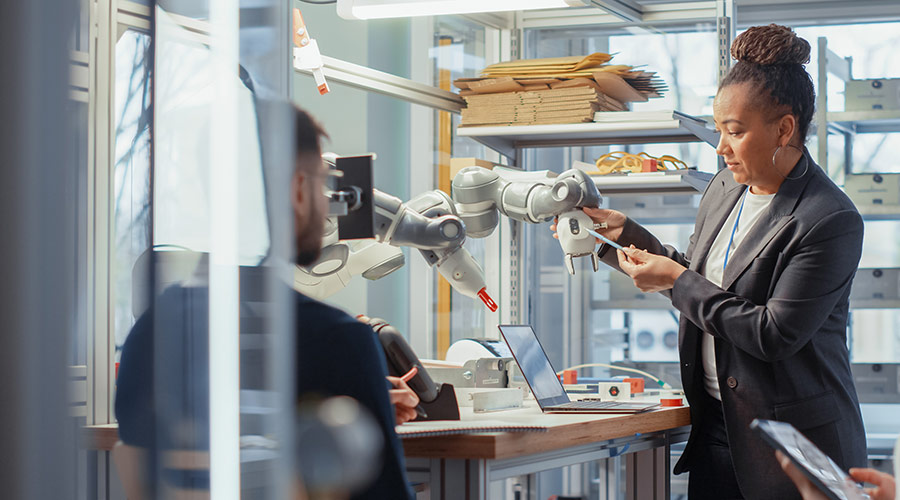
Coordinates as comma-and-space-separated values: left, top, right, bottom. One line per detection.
845, 173, 900, 206
845, 79, 900, 111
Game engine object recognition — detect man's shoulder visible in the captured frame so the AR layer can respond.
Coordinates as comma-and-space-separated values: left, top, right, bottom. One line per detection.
294, 291, 372, 338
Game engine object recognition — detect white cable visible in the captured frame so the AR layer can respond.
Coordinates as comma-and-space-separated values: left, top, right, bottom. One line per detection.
556, 363, 673, 389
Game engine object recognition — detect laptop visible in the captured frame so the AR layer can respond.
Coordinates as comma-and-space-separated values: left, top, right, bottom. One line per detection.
498, 325, 659, 414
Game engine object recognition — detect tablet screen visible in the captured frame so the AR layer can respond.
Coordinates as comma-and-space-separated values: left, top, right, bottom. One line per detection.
751, 419, 869, 500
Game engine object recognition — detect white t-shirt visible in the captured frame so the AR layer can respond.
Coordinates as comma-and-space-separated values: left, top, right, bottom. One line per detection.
701, 188, 775, 400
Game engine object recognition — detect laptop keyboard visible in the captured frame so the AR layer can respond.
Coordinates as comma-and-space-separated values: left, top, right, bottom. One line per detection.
550, 401, 625, 410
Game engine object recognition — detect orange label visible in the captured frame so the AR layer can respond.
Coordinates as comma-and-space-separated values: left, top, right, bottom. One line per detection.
292, 8, 310, 48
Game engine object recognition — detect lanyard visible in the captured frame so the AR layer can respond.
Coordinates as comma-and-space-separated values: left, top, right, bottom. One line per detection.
723, 190, 748, 271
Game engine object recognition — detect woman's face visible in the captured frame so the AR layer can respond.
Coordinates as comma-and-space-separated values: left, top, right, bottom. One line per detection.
713, 82, 785, 193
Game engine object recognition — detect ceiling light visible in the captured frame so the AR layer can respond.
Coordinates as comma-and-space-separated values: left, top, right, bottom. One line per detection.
337, 0, 587, 20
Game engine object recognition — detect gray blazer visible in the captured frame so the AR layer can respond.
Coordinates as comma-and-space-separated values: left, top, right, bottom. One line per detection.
600, 151, 867, 499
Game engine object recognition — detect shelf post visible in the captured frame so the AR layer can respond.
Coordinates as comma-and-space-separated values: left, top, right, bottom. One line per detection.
716, 0, 735, 171
817, 37, 829, 175
716, 0, 735, 87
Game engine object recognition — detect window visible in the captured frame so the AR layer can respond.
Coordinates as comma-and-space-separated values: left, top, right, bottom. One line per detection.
113, 29, 152, 350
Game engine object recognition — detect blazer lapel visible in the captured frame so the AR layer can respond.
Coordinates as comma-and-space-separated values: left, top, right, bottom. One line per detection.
720, 214, 792, 290
690, 178, 745, 272
720, 151, 815, 290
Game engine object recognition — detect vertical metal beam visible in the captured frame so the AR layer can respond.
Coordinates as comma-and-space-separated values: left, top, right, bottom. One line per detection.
208, 0, 242, 496
409, 16, 437, 356
816, 37, 829, 172
625, 446, 669, 500
91, 0, 117, 430
716, 0, 735, 171
437, 35, 453, 359
254, 1, 296, 497
716, 0, 735, 86
0, 0, 78, 498
481, 26, 504, 337
507, 16, 524, 324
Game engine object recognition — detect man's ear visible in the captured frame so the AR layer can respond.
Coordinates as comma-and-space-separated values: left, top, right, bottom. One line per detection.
778, 113, 797, 146
291, 171, 305, 215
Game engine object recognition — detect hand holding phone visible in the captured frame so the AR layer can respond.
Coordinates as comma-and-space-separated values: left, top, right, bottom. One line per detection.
751, 419, 870, 500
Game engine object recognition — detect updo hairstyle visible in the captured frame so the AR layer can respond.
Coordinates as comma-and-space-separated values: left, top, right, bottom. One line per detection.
720, 24, 816, 143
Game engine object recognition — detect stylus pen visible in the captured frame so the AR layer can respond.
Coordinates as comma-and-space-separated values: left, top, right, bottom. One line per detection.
584, 227, 624, 251
400, 366, 418, 383
399, 366, 429, 419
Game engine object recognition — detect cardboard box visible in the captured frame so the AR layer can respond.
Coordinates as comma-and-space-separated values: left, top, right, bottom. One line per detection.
845, 173, 900, 206
449, 157, 502, 180
845, 78, 900, 111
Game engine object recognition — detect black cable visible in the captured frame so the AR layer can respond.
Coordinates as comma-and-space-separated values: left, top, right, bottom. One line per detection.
298, 0, 337, 4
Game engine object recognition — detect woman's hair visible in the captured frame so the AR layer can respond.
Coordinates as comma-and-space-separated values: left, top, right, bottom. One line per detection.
720, 24, 816, 142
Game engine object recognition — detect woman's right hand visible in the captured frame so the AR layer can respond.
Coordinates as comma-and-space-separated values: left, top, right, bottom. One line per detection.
550, 208, 626, 243
849, 468, 896, 500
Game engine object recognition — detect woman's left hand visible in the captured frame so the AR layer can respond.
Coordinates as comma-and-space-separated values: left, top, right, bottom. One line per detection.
617, 246, 686, 293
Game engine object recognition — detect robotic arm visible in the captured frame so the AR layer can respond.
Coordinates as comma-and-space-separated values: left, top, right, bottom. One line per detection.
452, 166, 603, 275
295, 184, 497, 311
372, 189, 497, 311
295, 158, 603, 307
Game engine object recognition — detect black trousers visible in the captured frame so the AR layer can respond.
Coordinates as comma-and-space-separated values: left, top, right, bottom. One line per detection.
687, 390, 744, 500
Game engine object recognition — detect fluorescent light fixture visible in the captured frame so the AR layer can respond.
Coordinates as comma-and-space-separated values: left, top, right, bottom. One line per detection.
337, 0, 587, 20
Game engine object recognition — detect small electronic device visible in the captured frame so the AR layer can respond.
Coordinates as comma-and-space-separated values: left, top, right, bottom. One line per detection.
333, 155, 375, 240
498, 325, 658, 414
750, 419, 870, 500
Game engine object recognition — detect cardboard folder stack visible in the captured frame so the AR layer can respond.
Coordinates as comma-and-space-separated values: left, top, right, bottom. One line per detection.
455, 53, 667, 127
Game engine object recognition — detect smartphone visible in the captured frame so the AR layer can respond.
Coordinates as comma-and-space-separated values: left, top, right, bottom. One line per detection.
750, 419, 870, 500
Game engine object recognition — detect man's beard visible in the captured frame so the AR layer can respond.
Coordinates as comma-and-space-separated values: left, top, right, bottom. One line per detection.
295, 246, 321, 267
295, 208, 325, 267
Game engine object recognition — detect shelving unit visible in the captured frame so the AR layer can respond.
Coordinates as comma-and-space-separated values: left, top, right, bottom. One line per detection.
816, 37, 900, 177
457, 110, 719, 163
590, 169, 714, 195
828, 110, 900, 134
816, 38, 900, 312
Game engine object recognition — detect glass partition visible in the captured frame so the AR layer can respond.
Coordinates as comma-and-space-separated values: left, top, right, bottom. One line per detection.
435, 17, 497, 351
113, 29, 152, 350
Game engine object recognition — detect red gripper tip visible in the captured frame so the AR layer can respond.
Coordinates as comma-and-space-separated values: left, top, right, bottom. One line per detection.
477, 288, 498, 312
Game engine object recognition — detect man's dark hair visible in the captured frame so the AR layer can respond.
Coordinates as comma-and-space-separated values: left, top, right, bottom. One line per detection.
721, 24, 816, 142
294, 105, 328, 170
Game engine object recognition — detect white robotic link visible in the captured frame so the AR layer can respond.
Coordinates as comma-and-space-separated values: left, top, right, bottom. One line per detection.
293, 217, 406, 300
452, 166, 603, 275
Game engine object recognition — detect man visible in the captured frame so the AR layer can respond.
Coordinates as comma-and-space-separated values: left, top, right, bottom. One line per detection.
289, 106, 417, 499
116, 105, 417, 499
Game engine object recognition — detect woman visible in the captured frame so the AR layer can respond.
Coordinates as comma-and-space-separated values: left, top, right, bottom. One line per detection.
561, 25, 868, 499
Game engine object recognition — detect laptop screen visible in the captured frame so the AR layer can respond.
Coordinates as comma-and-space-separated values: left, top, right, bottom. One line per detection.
499, 325, 570, 408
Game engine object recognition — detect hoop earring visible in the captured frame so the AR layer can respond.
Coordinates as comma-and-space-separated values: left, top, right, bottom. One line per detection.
773, 144, 809, 180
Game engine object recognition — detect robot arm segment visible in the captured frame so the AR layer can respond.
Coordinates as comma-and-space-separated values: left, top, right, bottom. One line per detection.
452, 167, 602, 229
452, 166, 604, 275
373, 190, 465, 251
371, 189, 495, 311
